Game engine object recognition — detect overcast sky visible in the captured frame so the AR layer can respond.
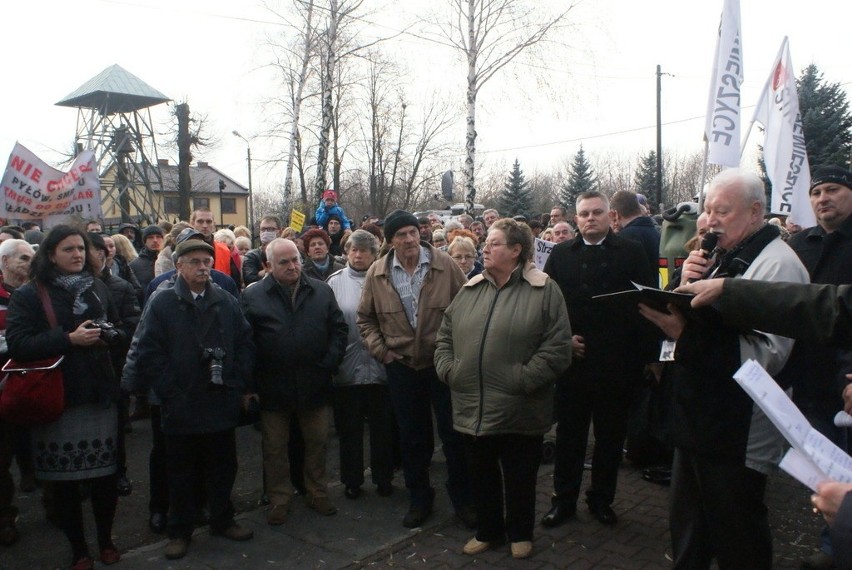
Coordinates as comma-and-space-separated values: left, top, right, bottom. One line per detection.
2, 0, 850, 193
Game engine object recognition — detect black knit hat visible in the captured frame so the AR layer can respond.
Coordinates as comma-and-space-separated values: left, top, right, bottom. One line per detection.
383, 209, 419, 240
142, 225, 164, 240
810, 165, 852, 193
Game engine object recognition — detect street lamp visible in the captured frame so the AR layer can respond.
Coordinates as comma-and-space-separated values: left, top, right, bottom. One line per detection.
232, 130, 254, 241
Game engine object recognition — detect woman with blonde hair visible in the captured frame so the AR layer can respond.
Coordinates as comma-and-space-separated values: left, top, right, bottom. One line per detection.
448, 236, 482, 279
232, 225, 251, 240
110, 233, 138, 263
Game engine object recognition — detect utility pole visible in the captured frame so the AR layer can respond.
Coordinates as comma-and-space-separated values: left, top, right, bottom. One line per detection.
656, 64, 663, 211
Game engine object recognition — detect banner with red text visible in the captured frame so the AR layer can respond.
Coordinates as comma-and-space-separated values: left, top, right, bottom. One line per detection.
1, 142, 102, 222
752, 38, 816, 228
704, 0, 743, 167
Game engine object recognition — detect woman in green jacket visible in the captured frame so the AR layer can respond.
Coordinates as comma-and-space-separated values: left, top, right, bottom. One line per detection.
435, 218, 572, 560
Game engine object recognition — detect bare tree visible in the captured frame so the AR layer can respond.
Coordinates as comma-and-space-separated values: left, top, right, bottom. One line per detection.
430, 0, 576, 213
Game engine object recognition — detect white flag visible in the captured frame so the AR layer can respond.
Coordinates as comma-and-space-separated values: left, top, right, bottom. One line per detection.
704, 0, 743, 167
752, 37, 816, 228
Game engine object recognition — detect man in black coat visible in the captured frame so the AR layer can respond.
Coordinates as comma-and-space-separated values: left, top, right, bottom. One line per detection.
777, 165, 852, 570
241, 238, 347, 526
129, 225, 164, 290
542, 191, 656, 528
134, 238, 256, 560
242, 215, 281, 286
610, 190, 661, 281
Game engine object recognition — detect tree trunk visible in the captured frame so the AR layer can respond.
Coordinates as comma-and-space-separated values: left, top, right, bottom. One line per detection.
176, 102, 192, 221
464, 0, 477, 214
284, 0, 315, 207
315, 0, 338, 200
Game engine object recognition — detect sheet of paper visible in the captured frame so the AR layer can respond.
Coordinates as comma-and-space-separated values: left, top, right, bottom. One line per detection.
734, 359, 852, 487
734, 359, 811, 447
779, 448, 830, 492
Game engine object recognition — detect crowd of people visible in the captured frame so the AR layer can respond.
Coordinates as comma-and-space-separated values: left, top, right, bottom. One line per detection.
0, 165, 850, 569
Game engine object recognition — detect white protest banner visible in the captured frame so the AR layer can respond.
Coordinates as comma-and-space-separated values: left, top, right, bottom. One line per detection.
704, 0, 743, 167
533, 237, 555, 270
1, 142, 102, 222
751, 37, 816, 228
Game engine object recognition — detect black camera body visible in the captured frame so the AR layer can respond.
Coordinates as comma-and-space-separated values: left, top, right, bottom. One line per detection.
86, 319, 120, 344
202, 347, 226, 386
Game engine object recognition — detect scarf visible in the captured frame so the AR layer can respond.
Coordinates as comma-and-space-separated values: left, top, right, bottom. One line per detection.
51, 271, 94, 316
713, 224, 780, 279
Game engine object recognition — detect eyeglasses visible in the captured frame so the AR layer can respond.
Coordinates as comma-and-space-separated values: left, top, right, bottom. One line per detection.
483, 241, 507, 249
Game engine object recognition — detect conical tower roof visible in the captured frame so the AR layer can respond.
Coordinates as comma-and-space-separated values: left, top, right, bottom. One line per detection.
56, 64, 171, 114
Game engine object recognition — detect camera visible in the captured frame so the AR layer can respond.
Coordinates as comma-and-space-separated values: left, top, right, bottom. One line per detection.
202, 347, 226, 386
86, 319, 120, 344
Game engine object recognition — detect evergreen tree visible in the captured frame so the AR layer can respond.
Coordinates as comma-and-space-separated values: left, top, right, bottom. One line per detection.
798, 64, 852, 170
561, 145, 596, 209
498, 159, 532, 217
635, 150, 659, 197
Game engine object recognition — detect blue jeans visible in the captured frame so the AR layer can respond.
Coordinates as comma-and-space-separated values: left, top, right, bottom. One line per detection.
385, 362, 470, 510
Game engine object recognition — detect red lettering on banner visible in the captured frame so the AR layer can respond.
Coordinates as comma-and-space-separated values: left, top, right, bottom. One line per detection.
9, 155, 42, 183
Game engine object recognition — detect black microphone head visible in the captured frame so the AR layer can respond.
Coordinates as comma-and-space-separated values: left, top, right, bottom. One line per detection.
699, 231, 718, 253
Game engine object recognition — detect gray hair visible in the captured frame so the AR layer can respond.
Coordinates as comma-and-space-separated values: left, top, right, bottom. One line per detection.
266, 238, 299, 265
0, 239, 34, 271
344, 229, 379, 256
444, 219, 463, 233
709, 168, 767, 210
235, 236, 251, 250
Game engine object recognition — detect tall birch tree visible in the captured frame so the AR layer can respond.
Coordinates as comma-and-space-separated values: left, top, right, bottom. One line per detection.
432, 0, 575, 213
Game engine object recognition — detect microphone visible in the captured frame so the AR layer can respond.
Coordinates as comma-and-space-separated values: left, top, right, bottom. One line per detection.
687, 231, 719, 283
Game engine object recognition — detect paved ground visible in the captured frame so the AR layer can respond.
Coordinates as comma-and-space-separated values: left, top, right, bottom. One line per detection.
0, 413, 825, 569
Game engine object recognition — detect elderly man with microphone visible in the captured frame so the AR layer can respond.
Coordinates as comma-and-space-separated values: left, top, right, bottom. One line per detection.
638, 168, 809, 570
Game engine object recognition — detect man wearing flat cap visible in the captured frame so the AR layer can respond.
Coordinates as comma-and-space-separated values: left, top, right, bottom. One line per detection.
358, 209, 475, 529
779, 164, 852, 569
134, 237, 256, 560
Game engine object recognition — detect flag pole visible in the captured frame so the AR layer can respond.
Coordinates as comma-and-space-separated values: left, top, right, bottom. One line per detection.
698, 140, 709, 212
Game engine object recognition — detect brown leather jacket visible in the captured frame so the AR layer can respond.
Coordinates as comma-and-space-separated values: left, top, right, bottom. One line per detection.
357, 243, 466, 371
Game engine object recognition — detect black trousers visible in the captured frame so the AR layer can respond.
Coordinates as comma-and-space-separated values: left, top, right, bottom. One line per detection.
333, 384, 394, 488
670, 447, 771, 570
165, 429, 237, 539
552, 368, 632, 506
465, 433, 542, 543
55, 475, 117, 560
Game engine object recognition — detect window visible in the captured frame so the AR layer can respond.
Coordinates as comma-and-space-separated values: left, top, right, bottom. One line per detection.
193, 197, 210, 209
164, 197, 180, 214
221, 197, 236, 214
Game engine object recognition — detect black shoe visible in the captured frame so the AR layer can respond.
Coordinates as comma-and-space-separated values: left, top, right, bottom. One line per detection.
149, 512, 167, 534
293, 484, 308, 496
541, 502, 576, 528
402, 503, 433, 528
455, 504, 478, 529
587, 501, 617, 526
116, 475, 133, 497
642, 467, 671, 486
376, 483, 394, 497
344, 486, 361, 500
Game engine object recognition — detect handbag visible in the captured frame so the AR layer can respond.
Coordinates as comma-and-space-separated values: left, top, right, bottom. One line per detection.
0, 285, 66, 425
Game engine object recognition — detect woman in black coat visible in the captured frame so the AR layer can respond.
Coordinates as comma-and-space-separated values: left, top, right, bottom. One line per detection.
6, 226, 123, 570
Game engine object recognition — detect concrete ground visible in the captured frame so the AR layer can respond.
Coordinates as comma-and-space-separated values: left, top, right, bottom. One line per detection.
0, 413, 825, 569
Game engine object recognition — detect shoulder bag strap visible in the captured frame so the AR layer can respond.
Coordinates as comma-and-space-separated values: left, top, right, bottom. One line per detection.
36, 284, 59, 328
